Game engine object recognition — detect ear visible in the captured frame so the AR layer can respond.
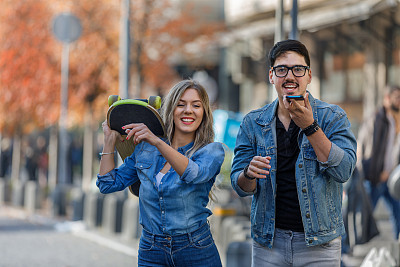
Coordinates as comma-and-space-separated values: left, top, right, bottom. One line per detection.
269, 68, 274, 84
307, 68, 312, 84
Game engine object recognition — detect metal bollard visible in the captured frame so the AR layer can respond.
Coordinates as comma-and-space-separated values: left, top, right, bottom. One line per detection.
121, 197, 141, 241
71, 188, 85, 221
102, 194, 124, 234
24, 181, 41, 213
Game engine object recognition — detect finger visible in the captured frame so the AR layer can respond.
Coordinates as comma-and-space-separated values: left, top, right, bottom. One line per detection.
282, 95, 290, 108
304, 93, 311, 109
247, 164, 269, 179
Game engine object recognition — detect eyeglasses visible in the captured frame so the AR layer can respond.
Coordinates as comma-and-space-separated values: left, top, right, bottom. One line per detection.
272, 65, 310, 77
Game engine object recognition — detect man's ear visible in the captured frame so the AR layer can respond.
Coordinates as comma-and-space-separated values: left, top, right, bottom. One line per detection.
269, 69, 274, 84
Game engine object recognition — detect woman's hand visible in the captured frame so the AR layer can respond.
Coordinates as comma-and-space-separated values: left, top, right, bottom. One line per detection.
123, 123, 161, 147
102, 121, 123, 146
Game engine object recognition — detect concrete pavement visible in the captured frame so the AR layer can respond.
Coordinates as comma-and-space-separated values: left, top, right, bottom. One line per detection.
0, 205, 137, 267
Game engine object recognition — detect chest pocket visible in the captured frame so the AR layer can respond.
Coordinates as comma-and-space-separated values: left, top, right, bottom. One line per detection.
135, 162, 153, 182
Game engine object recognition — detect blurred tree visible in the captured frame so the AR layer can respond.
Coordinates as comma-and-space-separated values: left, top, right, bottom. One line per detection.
0, 0, 60, 135
0, 0, 60, 183
130, 0, 224, 97
0, 0, 224, 189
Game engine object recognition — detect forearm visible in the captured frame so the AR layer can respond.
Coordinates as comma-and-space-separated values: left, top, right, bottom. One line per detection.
306, 129, 332, 162
154, 140, 189, 176
99, 140, 116, 176
237, 172, 257, 192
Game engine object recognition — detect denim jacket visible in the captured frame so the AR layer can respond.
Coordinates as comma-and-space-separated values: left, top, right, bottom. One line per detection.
231, 93, 357, 247
97, 140, 225, 235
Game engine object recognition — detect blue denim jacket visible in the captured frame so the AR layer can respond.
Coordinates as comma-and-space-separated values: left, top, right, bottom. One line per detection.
231, 93, 357, 247
97, 141, 225, 235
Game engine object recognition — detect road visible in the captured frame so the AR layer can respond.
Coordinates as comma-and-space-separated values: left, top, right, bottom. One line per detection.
0, 206, 137, 267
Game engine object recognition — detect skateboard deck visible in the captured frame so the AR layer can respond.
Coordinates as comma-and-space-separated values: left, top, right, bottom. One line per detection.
107, 95, 165, 196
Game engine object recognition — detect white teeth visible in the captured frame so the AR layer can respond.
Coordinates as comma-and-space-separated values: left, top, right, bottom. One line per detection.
182, 118, 194, 122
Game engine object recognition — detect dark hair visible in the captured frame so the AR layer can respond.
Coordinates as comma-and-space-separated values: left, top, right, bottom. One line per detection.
268, 39, 311, 67
387, 84, 400, 94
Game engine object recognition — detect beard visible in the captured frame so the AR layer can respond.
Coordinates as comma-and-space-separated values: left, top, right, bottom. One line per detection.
391, 103, 400, 112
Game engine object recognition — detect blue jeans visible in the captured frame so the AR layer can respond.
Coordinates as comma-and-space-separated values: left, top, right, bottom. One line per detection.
364, 180, 400, 239
138, 222, 222, 267
252, 228, 341, 267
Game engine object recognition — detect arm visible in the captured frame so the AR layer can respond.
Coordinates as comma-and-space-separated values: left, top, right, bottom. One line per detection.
97, 121, 138, 193
230, 117, 271, 196
123, 123, 188, 176
99, 121, 122, 175
285, 93, 357, 182
285, 93, 331, 162
181, 142, 225, 184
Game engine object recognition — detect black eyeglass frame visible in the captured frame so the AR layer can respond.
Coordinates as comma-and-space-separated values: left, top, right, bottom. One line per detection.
271, 65, 310, 77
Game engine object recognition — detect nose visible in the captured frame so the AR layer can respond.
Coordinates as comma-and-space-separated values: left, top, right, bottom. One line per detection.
286, 68, 296, 79
184, 105, 193, 113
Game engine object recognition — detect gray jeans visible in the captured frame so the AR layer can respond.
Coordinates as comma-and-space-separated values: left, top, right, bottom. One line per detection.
252, 228, 341, 267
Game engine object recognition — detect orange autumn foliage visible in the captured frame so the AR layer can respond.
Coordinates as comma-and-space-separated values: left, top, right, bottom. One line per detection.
0, 0, 224, 136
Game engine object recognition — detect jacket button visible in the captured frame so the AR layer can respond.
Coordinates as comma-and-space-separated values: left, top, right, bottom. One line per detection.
309, 239, 313, 244
302, 188, 307, 193
298, 164, 303, 168
306, 213, 310, 218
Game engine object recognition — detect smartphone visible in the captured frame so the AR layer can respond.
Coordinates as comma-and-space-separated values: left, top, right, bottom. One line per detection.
286, 95, 304, 102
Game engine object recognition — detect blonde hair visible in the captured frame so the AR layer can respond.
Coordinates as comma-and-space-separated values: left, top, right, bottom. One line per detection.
160, 79, 215, 157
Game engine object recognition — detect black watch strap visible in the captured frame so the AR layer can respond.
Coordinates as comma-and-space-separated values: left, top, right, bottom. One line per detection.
243, 164, 256, 180
303, 119, 320, 136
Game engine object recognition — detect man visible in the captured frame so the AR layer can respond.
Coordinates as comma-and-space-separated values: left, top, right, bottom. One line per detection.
230, 39, 357, 266
357, 85, 400, 240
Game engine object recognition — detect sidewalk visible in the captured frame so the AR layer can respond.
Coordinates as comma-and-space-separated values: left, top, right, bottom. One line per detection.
341, 200, 400, 267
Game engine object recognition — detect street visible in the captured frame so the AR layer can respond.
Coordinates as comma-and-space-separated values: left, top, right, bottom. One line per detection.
0, 206, 137, 267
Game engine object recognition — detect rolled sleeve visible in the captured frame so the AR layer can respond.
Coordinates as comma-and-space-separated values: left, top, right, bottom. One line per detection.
231, 171, 257, 197
96, 153, 139, 193
180, 142, 225, 184
318, 142, 344, 170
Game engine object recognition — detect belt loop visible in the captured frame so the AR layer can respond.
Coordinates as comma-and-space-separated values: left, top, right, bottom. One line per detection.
187, 229, 194, 243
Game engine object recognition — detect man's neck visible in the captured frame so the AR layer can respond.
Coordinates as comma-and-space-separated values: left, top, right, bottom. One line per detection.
277, 104, 292, 131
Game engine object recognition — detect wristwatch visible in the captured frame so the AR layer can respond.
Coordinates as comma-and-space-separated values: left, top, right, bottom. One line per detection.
303, 119, 320, 136
243, 164, 256, 180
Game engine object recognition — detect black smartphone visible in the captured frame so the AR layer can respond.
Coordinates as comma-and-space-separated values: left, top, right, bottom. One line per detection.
286, 95, 304, 102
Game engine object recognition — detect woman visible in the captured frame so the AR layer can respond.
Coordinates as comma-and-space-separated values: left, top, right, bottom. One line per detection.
97, 79, 225, 266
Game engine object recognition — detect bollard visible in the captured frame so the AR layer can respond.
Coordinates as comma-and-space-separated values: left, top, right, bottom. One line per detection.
24, 181, 41, 213
11, 180, 25, 207
226, 241, 252, 267
121, 197, 141, 241
102, 194, 124, 235
71, 188, 85, 221
83, 192, 98, 228
0, 178, 7, 205
83, 192, 105, 228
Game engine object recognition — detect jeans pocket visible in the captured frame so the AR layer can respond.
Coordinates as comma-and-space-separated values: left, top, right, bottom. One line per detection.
320, 236, 342, 250
192, 232, 215, 249
139, 236, 154, 251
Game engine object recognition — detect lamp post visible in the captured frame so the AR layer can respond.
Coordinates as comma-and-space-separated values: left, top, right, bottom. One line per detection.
51, 13, 81, 214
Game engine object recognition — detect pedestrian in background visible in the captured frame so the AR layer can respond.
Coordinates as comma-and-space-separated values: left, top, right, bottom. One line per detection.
97, 79, 225, 266
230, 39, 357, 266
357, 85, 400, 240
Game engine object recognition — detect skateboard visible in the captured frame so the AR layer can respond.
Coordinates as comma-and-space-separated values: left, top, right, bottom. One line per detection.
107, 95, 166, 196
